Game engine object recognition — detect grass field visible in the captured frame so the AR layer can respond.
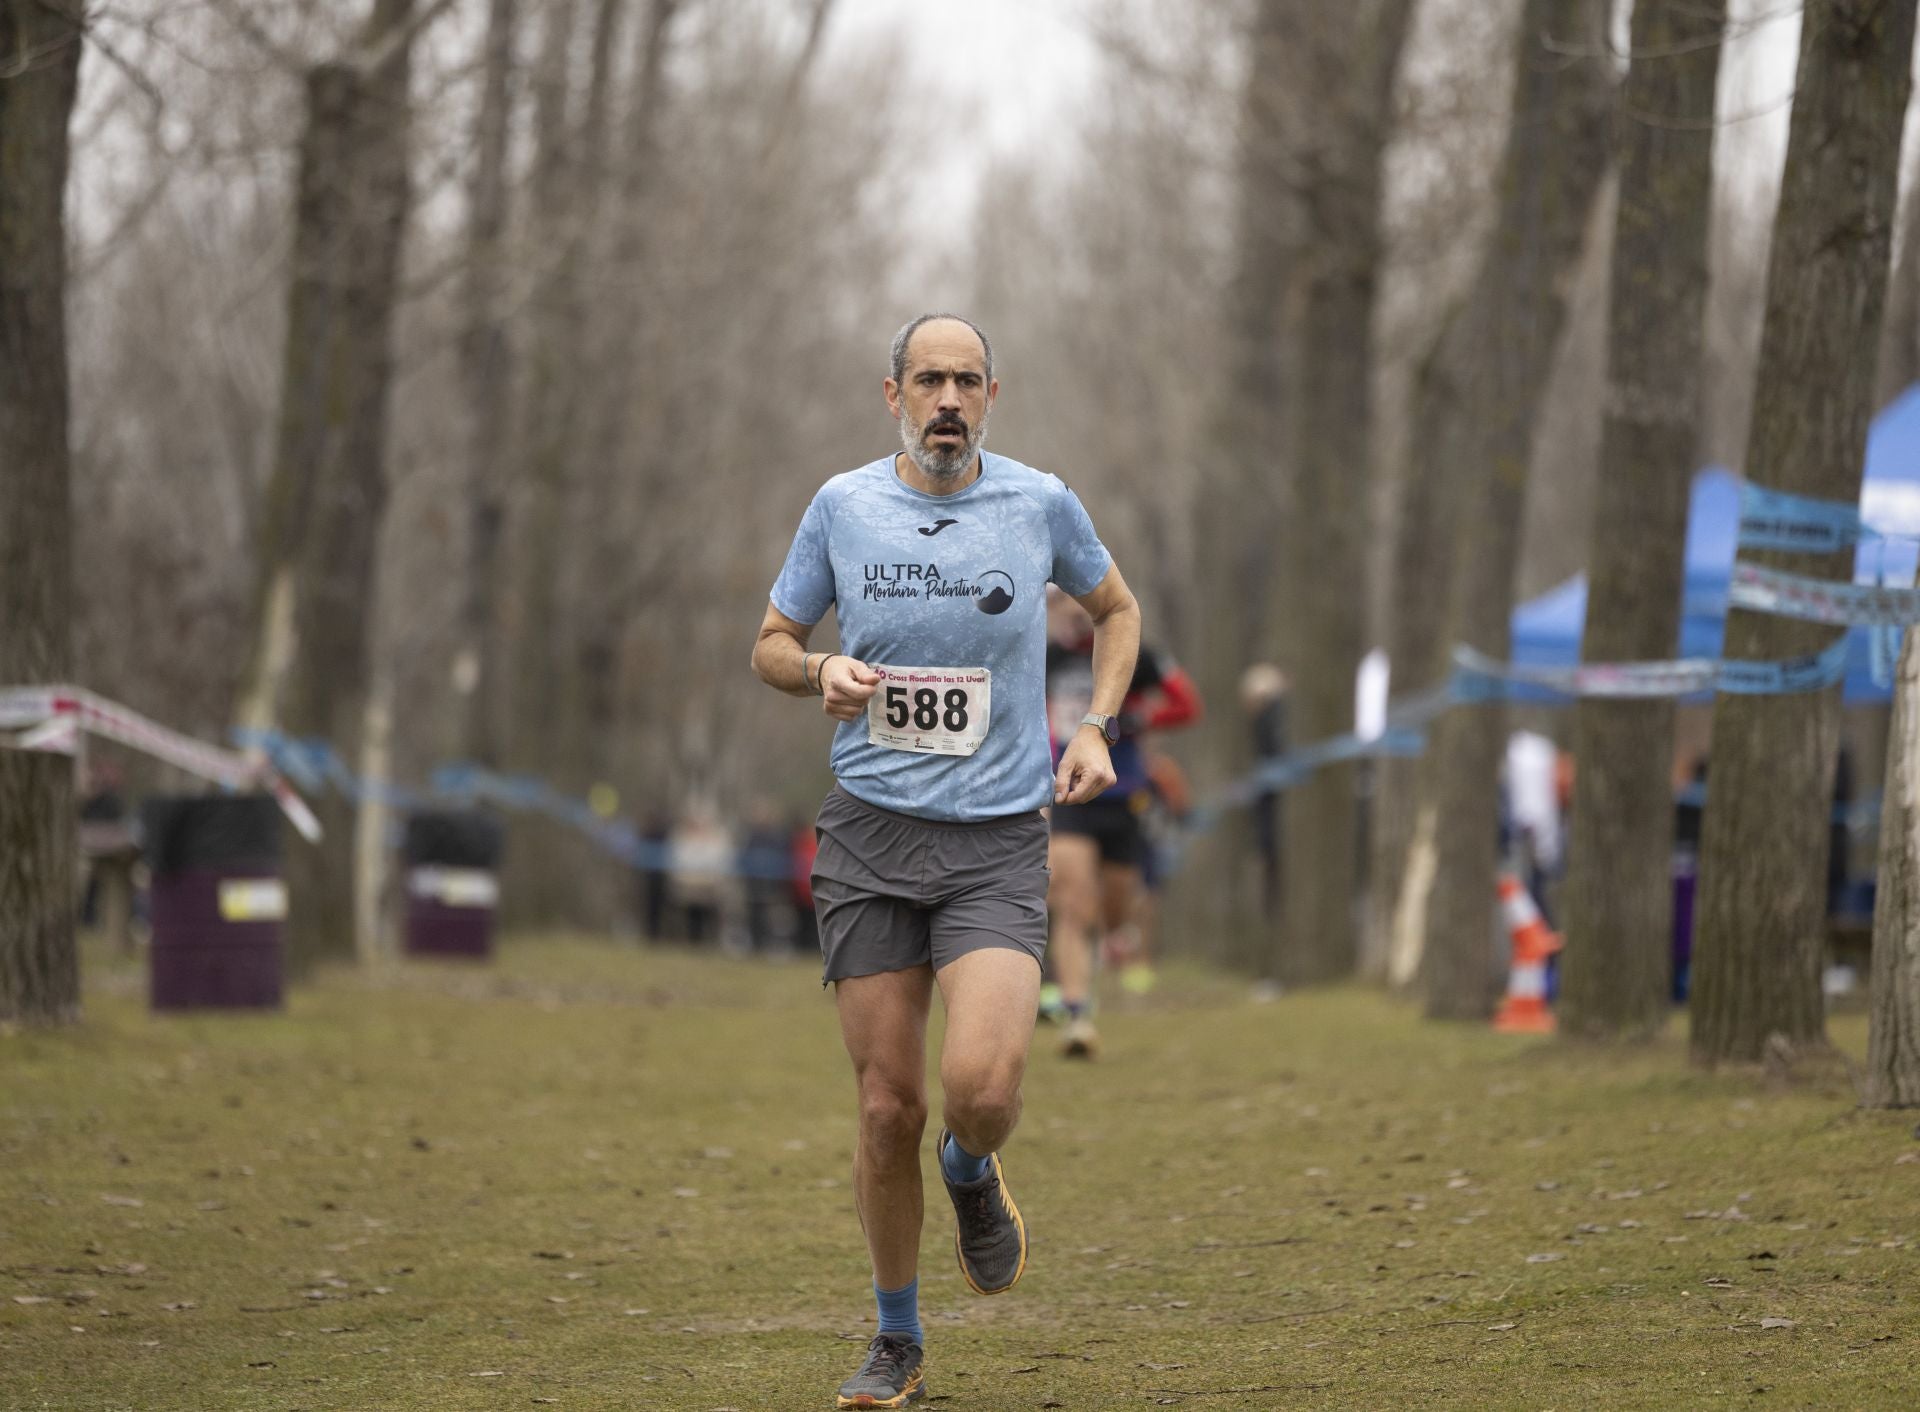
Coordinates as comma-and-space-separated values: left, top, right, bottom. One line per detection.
4, 938, 1918, 1411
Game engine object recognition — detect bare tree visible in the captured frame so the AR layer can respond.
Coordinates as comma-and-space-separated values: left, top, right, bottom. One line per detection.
1276, 0, 1414, 984
0, 0, 84, 1024
1868, 631, 1920, 1104
239, 0, 432, 970
1188, 0, 1297, 975
454, 0, 520, 765
1692, 0, 1917, 1067
1558, 0, 1726, 1040
1407, 0, 1614, 1020
1878, 152, 1920, 407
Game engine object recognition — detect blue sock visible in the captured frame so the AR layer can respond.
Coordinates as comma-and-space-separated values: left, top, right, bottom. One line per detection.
1065, 999, 1087, 1020
941, 1131, 992, 1185
875, 1278, 922, 1345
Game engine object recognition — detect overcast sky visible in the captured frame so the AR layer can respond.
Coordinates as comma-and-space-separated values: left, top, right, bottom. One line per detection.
825, 0, 1102, 210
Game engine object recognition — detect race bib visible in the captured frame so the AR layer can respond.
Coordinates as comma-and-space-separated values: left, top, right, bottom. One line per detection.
866, 665, 991, 756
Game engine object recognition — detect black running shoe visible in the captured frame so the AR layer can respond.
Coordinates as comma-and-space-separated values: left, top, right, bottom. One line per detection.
835, 1332, 925, 1409
938, 1128, 1028, 1295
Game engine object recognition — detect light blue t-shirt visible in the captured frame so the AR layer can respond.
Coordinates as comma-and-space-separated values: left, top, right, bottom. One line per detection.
771, 452, 1112, 822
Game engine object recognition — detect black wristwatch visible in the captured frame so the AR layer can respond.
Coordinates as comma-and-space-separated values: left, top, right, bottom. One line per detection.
1080, 712, 1121, 746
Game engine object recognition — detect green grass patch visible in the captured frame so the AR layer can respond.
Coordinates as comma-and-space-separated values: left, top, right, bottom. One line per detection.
3, 938, 1917, 1409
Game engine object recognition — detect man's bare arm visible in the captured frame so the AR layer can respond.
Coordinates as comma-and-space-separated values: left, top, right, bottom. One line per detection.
752, 601, 882, 721
1053, 563, 1141, 804
752, 601, 819, 697
1077, 563, 1142, 719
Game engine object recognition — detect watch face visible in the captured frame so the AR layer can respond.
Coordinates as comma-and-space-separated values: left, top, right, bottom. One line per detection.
1102, 716, 1120, 745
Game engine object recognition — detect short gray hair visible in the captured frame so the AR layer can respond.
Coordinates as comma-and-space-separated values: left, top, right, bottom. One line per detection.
889, 313, 994, 386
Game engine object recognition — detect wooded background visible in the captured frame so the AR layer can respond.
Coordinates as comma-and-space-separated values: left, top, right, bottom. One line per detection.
9, 0, 1920, 1086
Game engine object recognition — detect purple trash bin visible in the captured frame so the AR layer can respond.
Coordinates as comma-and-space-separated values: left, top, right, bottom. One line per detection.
142, 794, 285, 1011
403, 810, 504, 960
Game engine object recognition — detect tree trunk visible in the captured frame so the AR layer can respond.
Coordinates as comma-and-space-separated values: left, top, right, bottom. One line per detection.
272, 0, 421, 972
1558, 0, 1725, 1041
1691, 0, 1916, 1066
0, 0, 83, 1025
455, 0, 519, 765
1867, 631, 1920, 1104
1276, 0, 1413, 986
1419, 0, 1614, 1021
498, 0, 591, 928
1177, 0, 1296, 976
1877, 148, 1920, 408
1376, 313, 1476, 986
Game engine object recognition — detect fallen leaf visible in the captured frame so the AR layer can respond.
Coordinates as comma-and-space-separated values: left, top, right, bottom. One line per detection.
12, 1296, 51, 1306
159, 1301, 197, 1312
1487, 1322, 1517, 1331
1759, 1317, 1796, 1330
470, 1370, 506, 1377
1525, 1253, 1564, 1264
100, 1195, 144, 1208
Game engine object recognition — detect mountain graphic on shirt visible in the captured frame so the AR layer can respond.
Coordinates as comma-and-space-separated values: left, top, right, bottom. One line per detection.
977, 570, 1015, 615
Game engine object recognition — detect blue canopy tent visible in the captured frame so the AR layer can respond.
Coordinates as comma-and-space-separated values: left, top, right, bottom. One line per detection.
1510, 384, 1920, 703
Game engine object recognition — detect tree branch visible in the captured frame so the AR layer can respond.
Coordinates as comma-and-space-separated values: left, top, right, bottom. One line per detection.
350, 0, 464, 77
198, 0, 309, 72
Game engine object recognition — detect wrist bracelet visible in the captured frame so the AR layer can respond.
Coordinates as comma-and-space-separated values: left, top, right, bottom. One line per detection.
816, 654, 841, 695
803, 652, 821, 694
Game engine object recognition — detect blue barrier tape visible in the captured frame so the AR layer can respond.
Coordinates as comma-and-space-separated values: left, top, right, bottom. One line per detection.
1728, 562, 1920, 627
1738, 482, 1892, 553
1452, 635, 1847, 699
238, 729, 795, 881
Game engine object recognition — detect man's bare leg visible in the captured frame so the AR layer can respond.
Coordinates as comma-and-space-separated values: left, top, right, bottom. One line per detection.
836, 965, 934, 1290
936, 948, 1042, 1156
932, 946, 1042, 1295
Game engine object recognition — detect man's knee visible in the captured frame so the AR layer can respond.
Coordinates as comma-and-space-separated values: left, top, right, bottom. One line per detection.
943, 1060, 1023, 1138
857, 1079, 928, 1155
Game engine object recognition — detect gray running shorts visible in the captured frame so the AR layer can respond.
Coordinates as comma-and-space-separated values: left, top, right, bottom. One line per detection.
811, 783, 1050, 984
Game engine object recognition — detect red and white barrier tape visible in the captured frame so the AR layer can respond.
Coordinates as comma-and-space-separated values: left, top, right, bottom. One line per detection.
0, 684, 321, 842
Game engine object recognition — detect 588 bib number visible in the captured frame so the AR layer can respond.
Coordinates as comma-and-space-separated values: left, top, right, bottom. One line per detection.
866, 665, 991, 756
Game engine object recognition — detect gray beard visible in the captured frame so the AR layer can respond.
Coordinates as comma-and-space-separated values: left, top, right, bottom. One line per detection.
901, 410, 989, 482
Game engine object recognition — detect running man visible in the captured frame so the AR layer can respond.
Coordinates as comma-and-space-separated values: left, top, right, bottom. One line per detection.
1044, 588, 1201, 1056
752, 313, 1140, 1409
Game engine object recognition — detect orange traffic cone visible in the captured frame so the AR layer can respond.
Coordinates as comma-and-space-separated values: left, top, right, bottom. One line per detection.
1493, 871, 1562, 1034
